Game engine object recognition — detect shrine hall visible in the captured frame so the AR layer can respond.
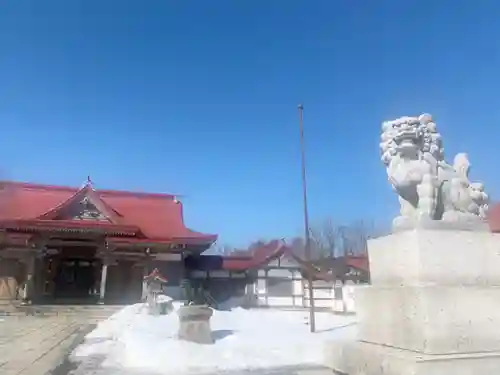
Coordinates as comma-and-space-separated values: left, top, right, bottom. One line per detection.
0, 180, 217, 305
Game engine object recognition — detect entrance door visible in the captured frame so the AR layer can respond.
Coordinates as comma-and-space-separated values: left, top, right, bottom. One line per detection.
54, 259, 96, 300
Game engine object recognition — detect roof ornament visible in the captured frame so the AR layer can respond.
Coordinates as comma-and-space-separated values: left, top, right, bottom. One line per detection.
82, 176, 95, 191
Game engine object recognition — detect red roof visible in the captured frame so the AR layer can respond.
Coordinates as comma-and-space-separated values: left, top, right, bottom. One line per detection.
488, 203, 500, 232
345, 256, 369, 273
0, 181, 217, 244
221, 240, 305, 271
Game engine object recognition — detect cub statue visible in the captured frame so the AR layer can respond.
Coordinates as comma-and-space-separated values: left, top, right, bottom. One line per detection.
380, 113, 489, 231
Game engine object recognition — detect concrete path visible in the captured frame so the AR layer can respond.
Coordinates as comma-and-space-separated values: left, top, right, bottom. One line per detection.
0, 316, 91, 375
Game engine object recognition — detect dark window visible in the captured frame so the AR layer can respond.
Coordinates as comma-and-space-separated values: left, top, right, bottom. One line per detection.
152, 261, 182, 286
267, 277, 293, 297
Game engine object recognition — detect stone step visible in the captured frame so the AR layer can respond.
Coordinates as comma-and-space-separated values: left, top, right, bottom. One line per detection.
0, 304, 123, 319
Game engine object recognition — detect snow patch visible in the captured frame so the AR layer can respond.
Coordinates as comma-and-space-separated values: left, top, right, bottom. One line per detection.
71, 303, 356, 375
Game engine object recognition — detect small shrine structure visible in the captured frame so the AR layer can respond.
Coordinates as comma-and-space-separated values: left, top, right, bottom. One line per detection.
143, 268, 168, 314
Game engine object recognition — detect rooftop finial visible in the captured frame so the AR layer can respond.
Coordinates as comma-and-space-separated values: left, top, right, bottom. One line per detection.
84, 175, 94, 190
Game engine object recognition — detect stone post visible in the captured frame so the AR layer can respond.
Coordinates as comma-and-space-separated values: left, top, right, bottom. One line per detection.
325, 229, 500, 375
178, 305, 214, 344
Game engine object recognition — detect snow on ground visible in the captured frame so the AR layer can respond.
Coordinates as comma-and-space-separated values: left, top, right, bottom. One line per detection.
71, 302, 357, 375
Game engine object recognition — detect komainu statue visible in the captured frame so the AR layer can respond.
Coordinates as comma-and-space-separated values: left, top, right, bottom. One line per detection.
380, 113, 489, 231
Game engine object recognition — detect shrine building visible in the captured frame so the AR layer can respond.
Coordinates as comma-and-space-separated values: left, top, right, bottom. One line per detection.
0, 180, 217, 305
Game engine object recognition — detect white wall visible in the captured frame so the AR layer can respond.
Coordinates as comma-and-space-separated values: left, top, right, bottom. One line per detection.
250, 272, 360, 313
342, 282, 356, 313
330, 281, 357, 313
303, 283, 335, 309
253, 268, 303, 308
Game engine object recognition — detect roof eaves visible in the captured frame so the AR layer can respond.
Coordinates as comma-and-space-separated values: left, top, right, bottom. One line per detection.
0, 219, 140, 235
107, 234, 217, 246
221, 240, 287, 271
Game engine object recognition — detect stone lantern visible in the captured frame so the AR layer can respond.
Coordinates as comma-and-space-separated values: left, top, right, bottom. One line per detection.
143, 268, 168, 315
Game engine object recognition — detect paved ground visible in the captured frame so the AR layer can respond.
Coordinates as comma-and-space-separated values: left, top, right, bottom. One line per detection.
0, 316, 92, 375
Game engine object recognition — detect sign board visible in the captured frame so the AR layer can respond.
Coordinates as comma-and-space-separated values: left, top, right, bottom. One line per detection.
154, 253, 182, 261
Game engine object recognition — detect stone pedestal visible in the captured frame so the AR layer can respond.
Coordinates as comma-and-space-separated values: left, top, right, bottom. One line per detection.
177, 305, 214, 344
325, 229, 500, 375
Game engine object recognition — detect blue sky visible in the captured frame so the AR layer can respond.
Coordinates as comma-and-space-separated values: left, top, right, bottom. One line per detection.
1, 1, 500, 247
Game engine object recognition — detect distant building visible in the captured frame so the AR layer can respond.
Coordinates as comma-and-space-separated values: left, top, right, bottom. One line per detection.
186, 240, 370, 309
487, 204, 500, 232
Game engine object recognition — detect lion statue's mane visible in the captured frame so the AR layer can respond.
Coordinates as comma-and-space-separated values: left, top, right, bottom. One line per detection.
380, 113, 489, 231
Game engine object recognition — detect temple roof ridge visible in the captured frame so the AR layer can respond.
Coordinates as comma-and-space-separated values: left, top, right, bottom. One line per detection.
0, 180, 178, 200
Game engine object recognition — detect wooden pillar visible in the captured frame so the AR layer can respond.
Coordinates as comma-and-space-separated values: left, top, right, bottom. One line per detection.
97, 241, 116, 305
98, 261, 109, 304
21, 253, 36, 305
132, 258, 150, 302
141, 265, 149, 301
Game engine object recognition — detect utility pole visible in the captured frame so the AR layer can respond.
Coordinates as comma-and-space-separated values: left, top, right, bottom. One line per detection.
298, 103, 316, 333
